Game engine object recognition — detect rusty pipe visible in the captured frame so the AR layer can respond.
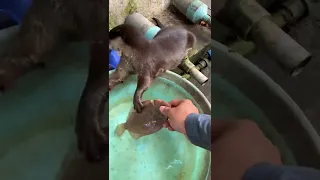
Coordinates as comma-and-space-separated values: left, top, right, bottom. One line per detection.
250, 15, 311, 76
219, 0, 311, 76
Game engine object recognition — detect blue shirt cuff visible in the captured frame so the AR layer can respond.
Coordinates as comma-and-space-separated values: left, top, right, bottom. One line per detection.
185, 113, 211, 151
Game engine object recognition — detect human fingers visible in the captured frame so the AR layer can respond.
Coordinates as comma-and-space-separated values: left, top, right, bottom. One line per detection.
163, 122, 168, 128
167, 126, 174, 131
169, 99, 194, 107
159, 106, 171, 116
168, 99, 185, 107
163, 121, 175, 131
154, 99, 171, 107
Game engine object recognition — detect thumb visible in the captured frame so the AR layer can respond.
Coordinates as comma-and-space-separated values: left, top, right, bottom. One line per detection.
159, 106, 170, 116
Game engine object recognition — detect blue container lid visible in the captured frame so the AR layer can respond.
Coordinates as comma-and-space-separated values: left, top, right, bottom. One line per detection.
109, 49, 120, 70
207, 50, 211, 60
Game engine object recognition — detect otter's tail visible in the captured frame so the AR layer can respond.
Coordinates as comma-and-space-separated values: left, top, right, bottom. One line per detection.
152, 18, 165, 28
109, 24, 126, 40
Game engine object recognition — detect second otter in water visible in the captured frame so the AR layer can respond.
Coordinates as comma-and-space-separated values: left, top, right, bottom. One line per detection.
109, 19, 196, 113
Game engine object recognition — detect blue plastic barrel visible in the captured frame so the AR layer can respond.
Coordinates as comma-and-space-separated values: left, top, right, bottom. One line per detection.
109, 49, 120, 70
0, 0, 32, 30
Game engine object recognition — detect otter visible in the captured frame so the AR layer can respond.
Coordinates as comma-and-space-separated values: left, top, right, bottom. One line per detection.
75, 19, 196, 162
0, 0, 108, 92
109, 18, 196, 113
0, 0, 109, 162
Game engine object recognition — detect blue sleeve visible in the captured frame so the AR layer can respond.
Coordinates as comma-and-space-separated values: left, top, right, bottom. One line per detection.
184, 113, 211, 151
242, 162, 320, 180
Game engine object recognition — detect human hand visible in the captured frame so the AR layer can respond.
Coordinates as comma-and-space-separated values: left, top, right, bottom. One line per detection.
211, 120, 282, 180
159, 99, 199, 135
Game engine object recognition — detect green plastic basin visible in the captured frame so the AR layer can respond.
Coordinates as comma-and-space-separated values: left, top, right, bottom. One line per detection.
109, 70, 211, 180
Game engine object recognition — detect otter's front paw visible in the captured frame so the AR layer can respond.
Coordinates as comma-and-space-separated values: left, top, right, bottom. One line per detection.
109, 80, 123, 91
76, 121, 108, 163
109, 82, 114, 91
134, 98, 143, 113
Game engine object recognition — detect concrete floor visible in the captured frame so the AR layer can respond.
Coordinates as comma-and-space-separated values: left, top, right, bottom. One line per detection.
247, 2, 320, 133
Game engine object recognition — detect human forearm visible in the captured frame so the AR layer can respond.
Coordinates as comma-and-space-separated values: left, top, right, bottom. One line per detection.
185, 113, 211, 151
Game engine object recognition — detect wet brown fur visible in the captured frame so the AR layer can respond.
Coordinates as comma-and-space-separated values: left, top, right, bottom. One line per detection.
109, 18, 196, 113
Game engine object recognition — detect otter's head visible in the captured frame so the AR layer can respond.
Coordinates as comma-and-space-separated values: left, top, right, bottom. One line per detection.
109, 24, 146, 58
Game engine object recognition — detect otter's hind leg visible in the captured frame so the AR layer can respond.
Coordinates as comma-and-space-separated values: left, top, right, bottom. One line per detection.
133, 73, 152, 113
76, 41, 109, 162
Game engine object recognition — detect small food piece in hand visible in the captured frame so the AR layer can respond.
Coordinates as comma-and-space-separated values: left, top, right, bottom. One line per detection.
115, 100, 170, 139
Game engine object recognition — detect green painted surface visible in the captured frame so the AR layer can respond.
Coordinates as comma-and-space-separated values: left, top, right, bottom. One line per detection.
123, 0, 138, 16
109, 15, 117, 30
109, 72, 209, 180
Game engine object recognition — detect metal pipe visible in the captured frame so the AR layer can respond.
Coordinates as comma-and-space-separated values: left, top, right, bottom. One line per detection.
250, 15, 311, 76
223, 0, 310, 59
179, 56, 208, 86
270, 0, 309, 28
181, 57, 209, 80
221, 0, 311, 76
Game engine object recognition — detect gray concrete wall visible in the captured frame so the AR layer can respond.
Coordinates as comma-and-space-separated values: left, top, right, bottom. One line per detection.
109, 0, 171, 29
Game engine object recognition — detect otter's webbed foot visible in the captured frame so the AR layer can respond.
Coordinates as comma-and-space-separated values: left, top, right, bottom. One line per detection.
75, 76, 109, 162
76, 95, 108, 163
76, 123, 108, 163
134, 97, 144, 113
